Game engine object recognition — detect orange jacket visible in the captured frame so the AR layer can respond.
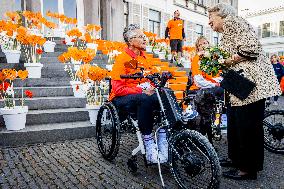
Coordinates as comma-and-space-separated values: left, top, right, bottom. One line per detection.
166, 19, 184, 40
190, 54, 219, 90
109, 48, 152, 101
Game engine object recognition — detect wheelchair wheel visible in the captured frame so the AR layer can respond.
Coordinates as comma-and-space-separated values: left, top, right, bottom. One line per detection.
169, 130, 221, 189
263, 110, 284, 154
96, 102, 121, 160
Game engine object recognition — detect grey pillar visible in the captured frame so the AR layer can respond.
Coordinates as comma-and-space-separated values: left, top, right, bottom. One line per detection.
84, 0, 100, 25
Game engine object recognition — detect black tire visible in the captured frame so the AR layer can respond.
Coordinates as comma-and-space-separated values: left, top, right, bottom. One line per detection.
169, 130, 221, 189
96, 102, 121, 160
263, 110, 284, 154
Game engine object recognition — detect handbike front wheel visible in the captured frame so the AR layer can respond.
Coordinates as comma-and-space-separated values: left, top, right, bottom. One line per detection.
96, 102, 121, 160
169, 130, 221, 189
263, 110, 284, 154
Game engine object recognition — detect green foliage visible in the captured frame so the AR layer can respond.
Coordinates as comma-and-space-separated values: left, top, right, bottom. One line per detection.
199, 47, 230, 77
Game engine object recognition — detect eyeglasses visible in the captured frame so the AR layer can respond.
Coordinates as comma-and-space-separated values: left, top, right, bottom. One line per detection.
131, 35, 147, 39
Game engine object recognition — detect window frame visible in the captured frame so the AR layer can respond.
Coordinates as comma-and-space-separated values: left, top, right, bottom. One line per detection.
196, 24, 204, 36
262, 23, 271, 38
149, 9, 161, 37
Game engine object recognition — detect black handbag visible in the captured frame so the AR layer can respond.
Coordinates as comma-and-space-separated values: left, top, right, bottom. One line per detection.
220, 69, 256, 100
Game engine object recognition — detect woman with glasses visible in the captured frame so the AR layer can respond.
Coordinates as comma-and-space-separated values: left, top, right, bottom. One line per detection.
109, 24, 168, 164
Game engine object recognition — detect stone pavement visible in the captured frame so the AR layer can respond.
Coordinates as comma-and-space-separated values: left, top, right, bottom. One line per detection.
0, 133, 283, 189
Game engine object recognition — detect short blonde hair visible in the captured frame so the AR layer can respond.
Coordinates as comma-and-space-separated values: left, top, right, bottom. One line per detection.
208, 3, 237, 18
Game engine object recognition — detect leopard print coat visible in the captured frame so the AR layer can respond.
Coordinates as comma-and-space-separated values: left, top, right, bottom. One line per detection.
220, 15, 282, 106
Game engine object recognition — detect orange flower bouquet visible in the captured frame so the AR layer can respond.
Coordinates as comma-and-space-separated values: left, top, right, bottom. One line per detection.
85, 65, 109, 123
21, 34, 46, 78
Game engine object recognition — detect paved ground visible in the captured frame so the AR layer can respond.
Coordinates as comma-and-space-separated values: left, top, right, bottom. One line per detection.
0, 96, 283, 189
0, 134, 283, 189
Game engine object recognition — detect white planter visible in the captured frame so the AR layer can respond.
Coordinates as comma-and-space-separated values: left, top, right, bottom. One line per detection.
153, 49, 160, 55
0, 106, 28, 131
167, 54, 172, 60
86, 104, 101, 124
28, 28, 42, 36
158, 51, 166, 60
70, 81, 88, 98
146, 45, 152, 53
43, 41, 56, 52
65, 35, 74, 46
86, 43, 98, 50
182, 60, 191, 69
4, 50, 21, 63
106, 64, 113, 71
24, 63, 43, 78
53, 28, 65, 38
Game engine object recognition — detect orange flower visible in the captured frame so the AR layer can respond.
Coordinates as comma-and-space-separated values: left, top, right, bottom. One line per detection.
76, 64, 91, 82
2, 69, 17, 81
17, 70, 29, 80
88, 66, 109, 81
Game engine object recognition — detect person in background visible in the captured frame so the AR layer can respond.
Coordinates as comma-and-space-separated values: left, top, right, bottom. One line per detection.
208, 3, 281, 180
279, 55, 284, 66
165, 10, 185, 67
271, 54, 284, 105
189, 35, 224, 144
110, 24, 168, 164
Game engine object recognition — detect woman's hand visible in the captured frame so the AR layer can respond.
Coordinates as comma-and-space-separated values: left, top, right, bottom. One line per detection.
143, 86, 155, 96
224, 54, 244, 67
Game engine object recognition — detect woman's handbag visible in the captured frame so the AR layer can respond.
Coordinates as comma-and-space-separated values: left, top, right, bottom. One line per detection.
220, 69, 256, 100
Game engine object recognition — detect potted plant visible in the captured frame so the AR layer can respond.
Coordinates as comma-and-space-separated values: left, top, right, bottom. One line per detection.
144, 31, 157, 53
86, 66, 109, 124
84, 24, 101, 50
1, 12, 25, 63
22, 34, 46, 78
58, 48, 97, 97
0, 69, 32, 131
43, 32, 56, 53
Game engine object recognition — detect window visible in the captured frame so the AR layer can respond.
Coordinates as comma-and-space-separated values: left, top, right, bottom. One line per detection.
123, 1, 129, 29
12, 0, 23, 11
279, 21, 284, 36
262, 23, 271, 38
63, 0, 77, 19
149, 9, 161, 37
196, 24, 203, 36
197, 0, 204, 5
213, 32, 219, 46
278, 51, 284, 56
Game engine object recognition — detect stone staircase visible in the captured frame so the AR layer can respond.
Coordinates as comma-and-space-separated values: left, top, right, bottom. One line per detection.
0, 40, 190, 147
0, 40, 109, 146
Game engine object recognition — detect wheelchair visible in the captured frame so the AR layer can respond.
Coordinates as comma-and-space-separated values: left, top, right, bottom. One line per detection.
96, 71, 221, 189
179, 72, 227, 143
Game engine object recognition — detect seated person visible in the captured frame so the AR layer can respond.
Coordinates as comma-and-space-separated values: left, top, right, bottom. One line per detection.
189, 36, 224, 143
109, 24, 167, 163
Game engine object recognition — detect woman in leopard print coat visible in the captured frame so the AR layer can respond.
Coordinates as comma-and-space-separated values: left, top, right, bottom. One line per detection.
208, 3, 281, 180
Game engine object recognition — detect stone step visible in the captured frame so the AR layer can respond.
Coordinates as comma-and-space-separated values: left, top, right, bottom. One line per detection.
26, 107, 89, 125
13, 78, 71, 87
0, 96, 87, 110
0, 121, 95, 147
14, 86, 73, 97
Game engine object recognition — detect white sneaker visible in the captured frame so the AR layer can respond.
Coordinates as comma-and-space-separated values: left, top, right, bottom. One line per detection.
158, 130, 168, 163
143, 135, 158, 164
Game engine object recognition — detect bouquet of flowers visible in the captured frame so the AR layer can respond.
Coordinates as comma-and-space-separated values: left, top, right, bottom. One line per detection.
199, 47, 230, 77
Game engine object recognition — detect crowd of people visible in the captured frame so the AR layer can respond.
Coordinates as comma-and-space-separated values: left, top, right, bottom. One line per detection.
109, 3, 282, 182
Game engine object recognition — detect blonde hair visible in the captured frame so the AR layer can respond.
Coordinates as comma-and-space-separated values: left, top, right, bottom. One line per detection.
195, 36, 209, 53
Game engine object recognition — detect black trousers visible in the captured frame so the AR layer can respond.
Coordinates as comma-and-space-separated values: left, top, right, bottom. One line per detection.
227, 99, 265, 173
112, 93, 160, 135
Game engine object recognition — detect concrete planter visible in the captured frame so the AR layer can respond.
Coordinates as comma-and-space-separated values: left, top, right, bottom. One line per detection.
86, 104, 101, 124
86, 43, 98, 50
0, 106, 28, 131
146, 45, 152, 53
4, 50, 21, 63
24, 63, 43, 78
153, 49, 160, 55
182, 60, 191, 69
167, 54, 172, 60
43, 41, 56, 52
106, 64, 113, 71
70, 81, 88, 98
158, 51, 166, 60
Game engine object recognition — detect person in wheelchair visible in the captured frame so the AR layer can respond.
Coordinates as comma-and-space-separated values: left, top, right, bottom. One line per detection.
109, 24, 168, 164
189, 36, 224, 144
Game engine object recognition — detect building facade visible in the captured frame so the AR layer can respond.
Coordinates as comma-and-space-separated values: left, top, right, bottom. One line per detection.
245, 6, 284, 57
0, 0, 238, 45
